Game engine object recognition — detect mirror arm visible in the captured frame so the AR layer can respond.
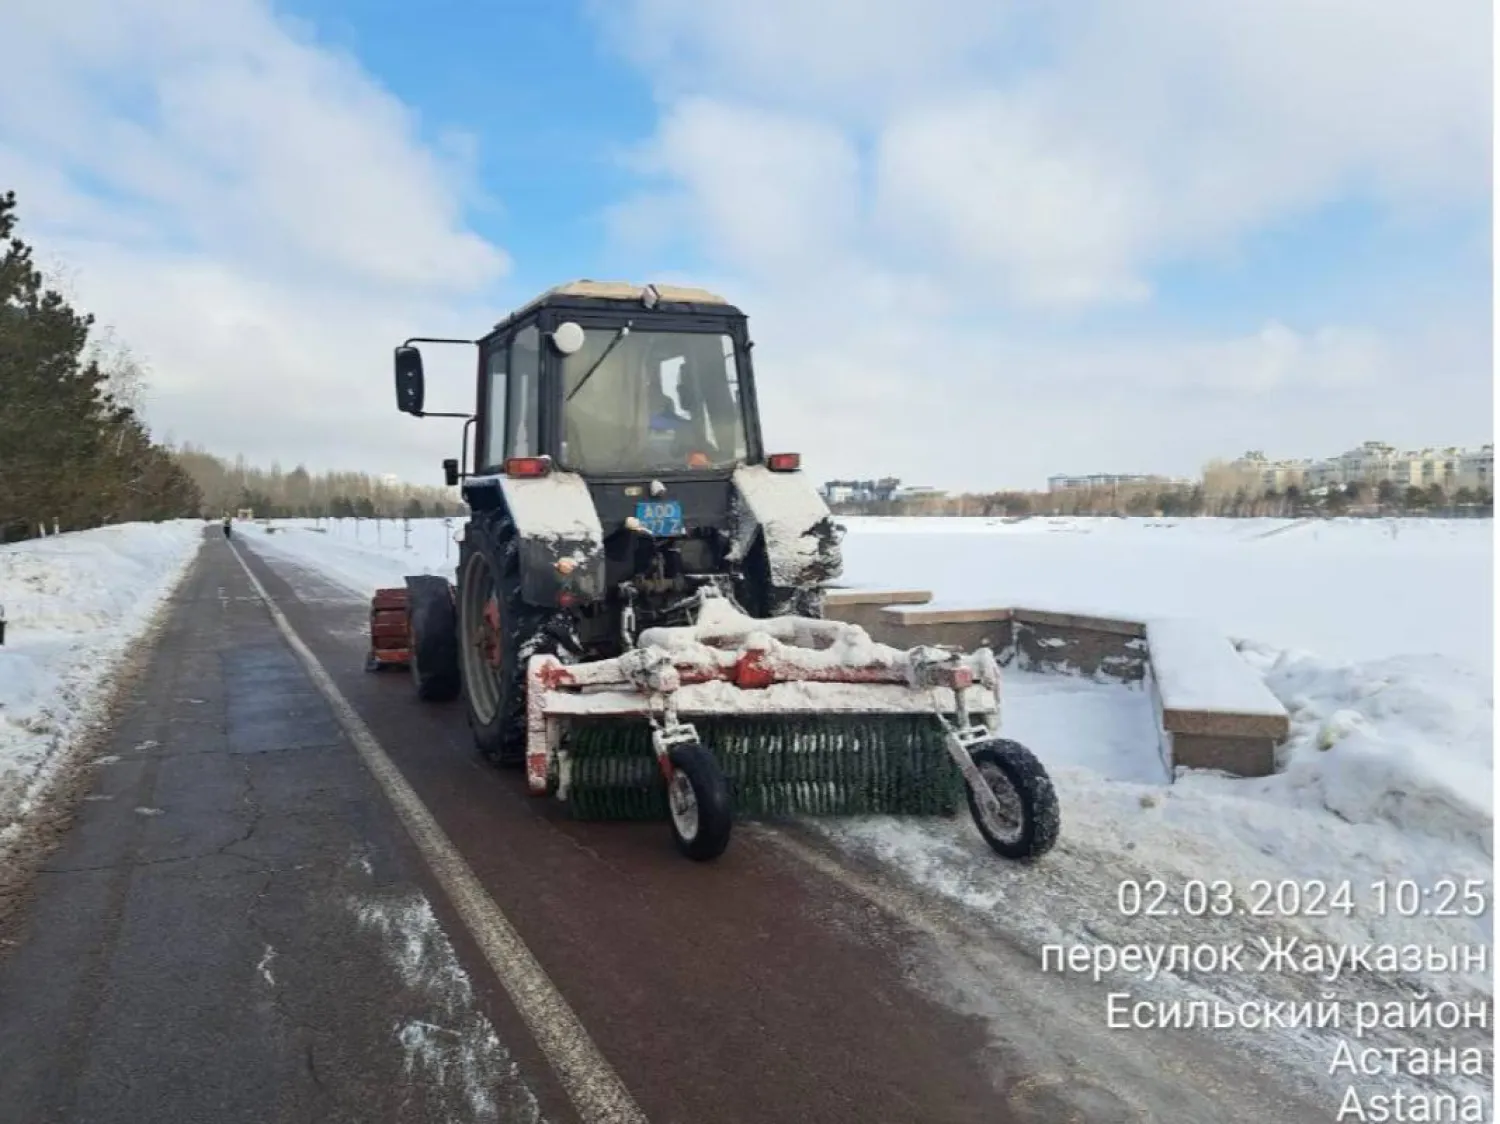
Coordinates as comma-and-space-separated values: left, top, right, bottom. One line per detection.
403, 336, 476, 347
416, 411, 471, 419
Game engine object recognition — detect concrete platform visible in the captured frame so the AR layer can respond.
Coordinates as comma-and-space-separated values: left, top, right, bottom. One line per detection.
823, 589, 1290, 779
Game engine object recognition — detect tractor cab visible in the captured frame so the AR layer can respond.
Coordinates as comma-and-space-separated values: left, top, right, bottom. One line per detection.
390, 280, 829, 652
482, 282, 760, 486
393, 280, 763, 486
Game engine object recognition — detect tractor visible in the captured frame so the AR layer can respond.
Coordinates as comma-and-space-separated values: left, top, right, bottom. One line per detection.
369, 280, 1059, 863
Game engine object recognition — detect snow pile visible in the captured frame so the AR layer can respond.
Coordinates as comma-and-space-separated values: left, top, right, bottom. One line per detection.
0, 520, 203, 840
1228, 643, 1493, 854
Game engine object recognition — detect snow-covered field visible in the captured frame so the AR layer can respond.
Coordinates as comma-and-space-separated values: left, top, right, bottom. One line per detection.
0, 520, 204, 845
242, 512, 1494, 1103
844, 514, 1492, 668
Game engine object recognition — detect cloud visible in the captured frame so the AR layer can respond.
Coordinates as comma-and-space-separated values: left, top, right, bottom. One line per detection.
0, 0, 509, 482
601, 0, 1489, 302
594, 0, 1491, 487
726, 275, 1432, 487
609, 99, 863, 276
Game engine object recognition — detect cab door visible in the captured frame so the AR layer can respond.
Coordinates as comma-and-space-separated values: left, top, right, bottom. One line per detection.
478, 321, 540, 470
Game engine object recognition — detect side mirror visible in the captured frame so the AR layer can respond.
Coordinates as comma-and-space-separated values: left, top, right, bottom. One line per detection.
551, 321, 585, 356
395, 345, 426, 415
442, 458, 460, 487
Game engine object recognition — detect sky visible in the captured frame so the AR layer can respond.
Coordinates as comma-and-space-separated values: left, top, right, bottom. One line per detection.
0, 0, 1491, 492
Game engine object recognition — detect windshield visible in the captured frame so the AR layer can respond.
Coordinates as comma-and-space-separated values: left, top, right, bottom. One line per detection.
560, 328, 749, 475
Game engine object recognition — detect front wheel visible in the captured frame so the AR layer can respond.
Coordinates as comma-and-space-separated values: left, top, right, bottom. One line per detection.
665, 743, 733, 862
964, 739, 1060, 861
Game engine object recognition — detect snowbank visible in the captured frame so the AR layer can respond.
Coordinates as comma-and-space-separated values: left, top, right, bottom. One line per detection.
1230, 643, 1493, 854
0, 520, 203, 842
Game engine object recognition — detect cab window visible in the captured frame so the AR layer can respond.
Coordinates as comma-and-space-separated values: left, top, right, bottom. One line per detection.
484, 344, 508, 469
508, 325, 539, 458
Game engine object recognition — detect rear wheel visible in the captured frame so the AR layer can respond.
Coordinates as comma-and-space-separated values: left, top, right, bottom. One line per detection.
665, 743, 732, 861
965, 739, 1060, 860
458, 540, 528, 766
406, 575, 460, 702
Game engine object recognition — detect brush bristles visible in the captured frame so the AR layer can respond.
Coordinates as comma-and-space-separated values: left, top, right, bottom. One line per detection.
564, 714, 964, 821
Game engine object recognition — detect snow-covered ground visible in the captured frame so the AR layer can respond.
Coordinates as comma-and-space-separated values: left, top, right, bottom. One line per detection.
240, 513, 1494, 1105
843, 514, 1492, 668
0, 521, 204, 845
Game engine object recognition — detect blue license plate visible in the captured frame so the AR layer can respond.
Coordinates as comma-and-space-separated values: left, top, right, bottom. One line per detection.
635, 500, 684, 536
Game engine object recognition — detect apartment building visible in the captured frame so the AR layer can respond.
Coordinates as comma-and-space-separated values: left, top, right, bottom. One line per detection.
1231, 442, 1494, 493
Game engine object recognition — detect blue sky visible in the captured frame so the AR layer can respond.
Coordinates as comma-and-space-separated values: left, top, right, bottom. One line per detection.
0, 0, 1490, 490
279, 0, 660, 290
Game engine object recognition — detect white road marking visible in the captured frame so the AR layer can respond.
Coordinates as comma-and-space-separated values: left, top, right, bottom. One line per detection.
226, 541, 647, 1124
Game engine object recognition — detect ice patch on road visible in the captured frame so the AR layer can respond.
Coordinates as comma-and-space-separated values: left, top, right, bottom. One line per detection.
257, 945, 277, 986
353, 892, 541, 1124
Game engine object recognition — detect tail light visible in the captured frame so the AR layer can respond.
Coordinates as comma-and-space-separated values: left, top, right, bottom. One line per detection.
505, 456, 552, 478
767, 452, 801, 472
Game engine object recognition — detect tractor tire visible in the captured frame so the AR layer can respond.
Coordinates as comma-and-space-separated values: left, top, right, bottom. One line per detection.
665, 742, 733, 862
405, 575, 460, 702
456, 521, 536, 767
964, 739, 1060, 861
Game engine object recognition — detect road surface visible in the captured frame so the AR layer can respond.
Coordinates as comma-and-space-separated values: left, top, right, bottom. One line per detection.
0, 531, 1333, 1123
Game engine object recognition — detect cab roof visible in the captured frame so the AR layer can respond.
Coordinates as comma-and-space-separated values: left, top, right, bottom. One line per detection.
489, 279, 743, 336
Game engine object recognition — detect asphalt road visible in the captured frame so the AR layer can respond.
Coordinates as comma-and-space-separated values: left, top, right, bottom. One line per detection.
0, 531, 1335, 1123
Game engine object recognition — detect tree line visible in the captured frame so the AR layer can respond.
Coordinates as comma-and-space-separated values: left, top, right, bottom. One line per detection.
0, 190, 201, 542
170, 444, 466, 520
0, 188, 465, 542
831, 467, 1493, 520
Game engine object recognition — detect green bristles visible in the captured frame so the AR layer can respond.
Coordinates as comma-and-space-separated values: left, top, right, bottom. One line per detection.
563, 714, 964, 822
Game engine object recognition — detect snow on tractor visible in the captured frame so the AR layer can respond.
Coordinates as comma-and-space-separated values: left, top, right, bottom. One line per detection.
368, 280, 1059, 862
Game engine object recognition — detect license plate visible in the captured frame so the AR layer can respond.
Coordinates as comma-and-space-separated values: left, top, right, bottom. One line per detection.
635, 500, 684, 537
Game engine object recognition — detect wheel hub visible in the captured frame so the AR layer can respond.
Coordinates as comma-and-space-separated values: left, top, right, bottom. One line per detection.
977, 761, 1024, 845
479, 597, 503, 668
667, 771, 699, 841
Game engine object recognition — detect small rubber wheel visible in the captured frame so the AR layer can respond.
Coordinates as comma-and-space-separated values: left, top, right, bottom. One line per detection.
965, 739, 1060, 861
406, 575, 461, 702
665, 743, 733, 862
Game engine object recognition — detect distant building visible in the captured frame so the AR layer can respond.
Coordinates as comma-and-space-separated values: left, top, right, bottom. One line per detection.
1046, 473, 1190, 493
1232, 442, 1493, 494
821, 477, 901, 503
1233, 451, 1315, 492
